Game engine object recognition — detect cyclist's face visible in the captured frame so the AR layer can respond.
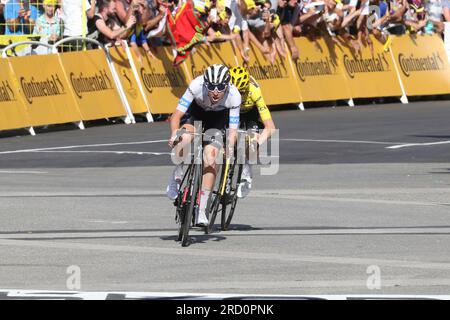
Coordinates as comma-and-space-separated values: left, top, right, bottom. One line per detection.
207, 86, 227, 103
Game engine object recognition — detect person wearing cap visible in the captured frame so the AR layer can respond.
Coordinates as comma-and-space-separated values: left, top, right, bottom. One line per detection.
33, 0, 62, 42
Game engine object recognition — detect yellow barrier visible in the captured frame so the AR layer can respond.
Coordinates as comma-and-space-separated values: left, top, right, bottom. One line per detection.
58, 49, 127, 120
108, 45, 150, 115
236, 43, 302, 106
183, 42, 239, 82
391, 34, 450, 96
0, 58, 31, 131
293, 37, 351, 102
336, 36, 403, 99
1, 34, 449, 132
129, 46, 190, 114
7, 54, 83, 127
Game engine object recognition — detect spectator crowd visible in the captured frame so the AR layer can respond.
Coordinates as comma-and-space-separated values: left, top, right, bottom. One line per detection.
1, 0, 450, 62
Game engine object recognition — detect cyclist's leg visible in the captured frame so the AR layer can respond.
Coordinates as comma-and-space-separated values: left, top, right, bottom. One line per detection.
238, 109, 261, 198
196, 111, 227, 226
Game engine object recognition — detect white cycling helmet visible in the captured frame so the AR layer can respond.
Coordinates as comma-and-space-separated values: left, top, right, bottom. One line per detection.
203, 64, 230, 92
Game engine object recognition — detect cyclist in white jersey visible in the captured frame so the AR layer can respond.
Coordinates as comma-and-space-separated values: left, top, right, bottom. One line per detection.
167, 64, 241, 226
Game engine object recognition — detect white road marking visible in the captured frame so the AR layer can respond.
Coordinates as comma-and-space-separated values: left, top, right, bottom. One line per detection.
387, 141, 450, 149
1, 227, 449, 240
32, 150, 170, 156
0, 290, 449, 299
250, 194, 448, 207
0, 140, 167, 155
282, 138, 402, 145
0, 237, 450, 271
87, 220, 129, 224
0, 170, 47, 174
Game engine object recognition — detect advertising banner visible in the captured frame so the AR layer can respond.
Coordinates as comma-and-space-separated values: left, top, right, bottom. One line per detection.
59, 49, 127, 120
292, 37, 351, 101
0, 59, 31, 131
129, 46, 189, 114
7, 54, 82, 126
391, 34, 450, 96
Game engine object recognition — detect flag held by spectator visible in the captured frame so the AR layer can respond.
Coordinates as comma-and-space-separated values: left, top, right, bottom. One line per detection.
166, 0, 209, 66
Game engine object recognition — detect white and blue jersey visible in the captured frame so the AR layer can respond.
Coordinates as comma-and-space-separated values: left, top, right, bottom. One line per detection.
176, 76, 241, 130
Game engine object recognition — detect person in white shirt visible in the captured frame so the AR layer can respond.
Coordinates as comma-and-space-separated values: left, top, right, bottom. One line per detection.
61, 0, 96, 51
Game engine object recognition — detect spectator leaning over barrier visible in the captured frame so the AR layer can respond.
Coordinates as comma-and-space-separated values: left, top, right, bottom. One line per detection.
403, 0, 428, 33
128, 0, 156, 61
90, 0, 136, 46
61, 0, 96, 51
143, 0, 167, 42
4, 0, 38, 35
33, 0, 63, 44
207, 6, 244, 43
239, 0, 272, 57
224, 0, 251, 61
277, 0, 302, 59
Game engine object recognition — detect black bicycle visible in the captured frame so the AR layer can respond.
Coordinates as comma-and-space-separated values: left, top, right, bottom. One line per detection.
205, 130, 250, 234
173, 129, 203, 247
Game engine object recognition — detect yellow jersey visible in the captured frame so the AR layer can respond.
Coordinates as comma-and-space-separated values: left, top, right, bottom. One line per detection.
240, 76, 272, 122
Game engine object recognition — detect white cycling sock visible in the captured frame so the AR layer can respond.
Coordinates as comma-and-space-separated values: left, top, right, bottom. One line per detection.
243, 163, 253, 181
199, 189, 211, 214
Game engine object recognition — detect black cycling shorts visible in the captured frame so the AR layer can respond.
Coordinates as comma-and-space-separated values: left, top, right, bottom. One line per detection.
180, 101, 229, 147
239, 107, 264, 131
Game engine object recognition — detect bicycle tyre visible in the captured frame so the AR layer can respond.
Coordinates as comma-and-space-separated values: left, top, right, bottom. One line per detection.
221, 163, 243, 231
176, 165, 192, 242
181, 164, 201, 247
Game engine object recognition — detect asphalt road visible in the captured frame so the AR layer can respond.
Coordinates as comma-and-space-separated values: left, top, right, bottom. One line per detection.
0, 100, 449, 297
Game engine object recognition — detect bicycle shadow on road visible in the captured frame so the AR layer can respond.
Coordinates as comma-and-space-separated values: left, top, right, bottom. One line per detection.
159, 224, 259, 246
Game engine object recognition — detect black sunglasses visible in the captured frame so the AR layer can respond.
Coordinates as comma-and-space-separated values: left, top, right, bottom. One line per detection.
206, 83, 228, 92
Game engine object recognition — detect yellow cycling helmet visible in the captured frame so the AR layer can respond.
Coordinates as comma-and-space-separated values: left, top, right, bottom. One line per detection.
230, 66, 250, 93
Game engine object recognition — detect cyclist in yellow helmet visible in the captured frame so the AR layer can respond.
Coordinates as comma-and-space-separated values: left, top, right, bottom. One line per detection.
229, 66, 276, 198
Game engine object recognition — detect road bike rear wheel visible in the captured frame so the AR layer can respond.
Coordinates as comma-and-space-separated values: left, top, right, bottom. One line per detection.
221, 163, 243, 231
205, 161, 226, 234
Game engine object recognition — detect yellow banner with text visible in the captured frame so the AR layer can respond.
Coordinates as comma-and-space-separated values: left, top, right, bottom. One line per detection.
7, 54, 82, 127
128, 46, 189, 114
292, 37, 351, 102
0, 59, 31, 131
336, 36, 403, 99
58, 49, 127, 120
390, 34, 450, 96
236, 43, 302, 106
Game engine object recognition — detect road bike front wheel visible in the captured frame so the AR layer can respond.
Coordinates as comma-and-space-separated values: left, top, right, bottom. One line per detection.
181, 164, 201, 247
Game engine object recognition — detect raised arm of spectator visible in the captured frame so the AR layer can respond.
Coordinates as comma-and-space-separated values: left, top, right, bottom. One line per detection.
87, 0, 97, 19
144, 3, 166, 32
96, 14, 136, 40
116, 0, 140, 25
341, 7, 361, 28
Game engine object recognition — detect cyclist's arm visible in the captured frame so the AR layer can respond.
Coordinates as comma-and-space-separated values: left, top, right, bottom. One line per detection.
252, 86, 276, 145
169, 87, 195, 146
